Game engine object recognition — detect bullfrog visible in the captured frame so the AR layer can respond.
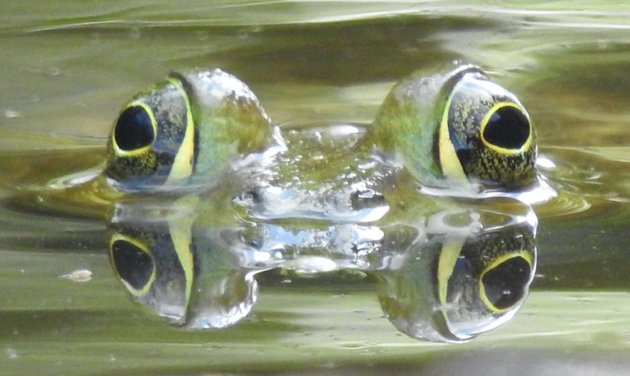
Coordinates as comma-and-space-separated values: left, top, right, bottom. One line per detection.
104, 64, 537, 196
6, 64, 542, 342
14, 63, 544, 223
97, 63, 540, 341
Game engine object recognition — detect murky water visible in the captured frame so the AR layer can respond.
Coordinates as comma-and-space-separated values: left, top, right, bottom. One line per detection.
1, 1, 629, 375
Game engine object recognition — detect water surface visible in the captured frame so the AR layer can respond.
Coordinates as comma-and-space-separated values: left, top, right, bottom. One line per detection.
1, 1, 629, 375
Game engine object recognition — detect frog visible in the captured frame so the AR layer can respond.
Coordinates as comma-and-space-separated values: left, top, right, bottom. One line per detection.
6, 63, 542, 342
97, 63, 540, 341
15, 63, 541, 224
105, 64, 536, 194
97, 63, 539, 223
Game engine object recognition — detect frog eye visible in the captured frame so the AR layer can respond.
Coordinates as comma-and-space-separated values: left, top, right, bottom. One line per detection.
479, 254, 532, 313
439, 73, 537, 189
105, 69, 273, 191
105, 79, 194, 189
480, 103, 532, 154
113, 104, 156, 152
369, 65, 537, 191
109, 234, 156, 296
435, 225, 536, 334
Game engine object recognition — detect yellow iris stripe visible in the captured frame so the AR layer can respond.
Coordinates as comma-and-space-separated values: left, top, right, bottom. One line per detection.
165, 78, 195, 185
112, 101, 157, 157
479, 102, 532, 155
108, 233, 156, 297
438, 94, 469, 186
437, 237, 467, 308
478, 251, 533, 314
167, 196, 198, 309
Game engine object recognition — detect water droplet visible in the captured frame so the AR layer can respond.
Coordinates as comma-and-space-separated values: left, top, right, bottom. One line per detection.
60, 269, 92, 283
4, 109, 20, 119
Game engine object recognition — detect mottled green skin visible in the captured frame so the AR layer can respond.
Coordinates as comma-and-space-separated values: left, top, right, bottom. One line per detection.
175, 70, 272, 186
367, 67, 460, 184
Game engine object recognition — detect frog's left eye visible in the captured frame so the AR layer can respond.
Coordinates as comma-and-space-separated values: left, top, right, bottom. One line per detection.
369, 65, 537, 191
438, 74, 537, 189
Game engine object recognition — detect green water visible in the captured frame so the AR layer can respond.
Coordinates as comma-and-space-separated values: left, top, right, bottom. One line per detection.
1, 1, 629, 375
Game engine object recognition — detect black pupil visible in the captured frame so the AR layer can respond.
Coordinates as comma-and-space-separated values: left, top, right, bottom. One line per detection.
482, 256, 530, 310
111, 239, 154, 290
483, 106, 530, 150
114, 105, 155, 151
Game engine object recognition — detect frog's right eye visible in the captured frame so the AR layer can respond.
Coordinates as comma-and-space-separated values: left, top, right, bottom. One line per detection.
113, 104, 156, 152
109, 234, 156, 296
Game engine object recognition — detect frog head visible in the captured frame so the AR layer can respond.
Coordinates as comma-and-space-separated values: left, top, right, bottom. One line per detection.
370, 65, 536, 191
105, 69, 272, 191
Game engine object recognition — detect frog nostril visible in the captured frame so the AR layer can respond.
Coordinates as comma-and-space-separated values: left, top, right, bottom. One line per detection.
114, 105, 155, 151
482, 106, 530, 151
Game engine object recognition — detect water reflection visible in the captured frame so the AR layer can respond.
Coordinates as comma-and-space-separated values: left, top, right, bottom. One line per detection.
108, 194, 536, 342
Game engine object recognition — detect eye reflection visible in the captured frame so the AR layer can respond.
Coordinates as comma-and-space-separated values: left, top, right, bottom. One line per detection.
481, 255, 532, 312
110, 237, 154, 292
108, 194, 536, 342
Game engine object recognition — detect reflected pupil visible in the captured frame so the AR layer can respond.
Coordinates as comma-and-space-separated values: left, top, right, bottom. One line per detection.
482, 256, 530, 310
115, 106, 155, 151
483, 106, 530, 150
111, 239, 154, 290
